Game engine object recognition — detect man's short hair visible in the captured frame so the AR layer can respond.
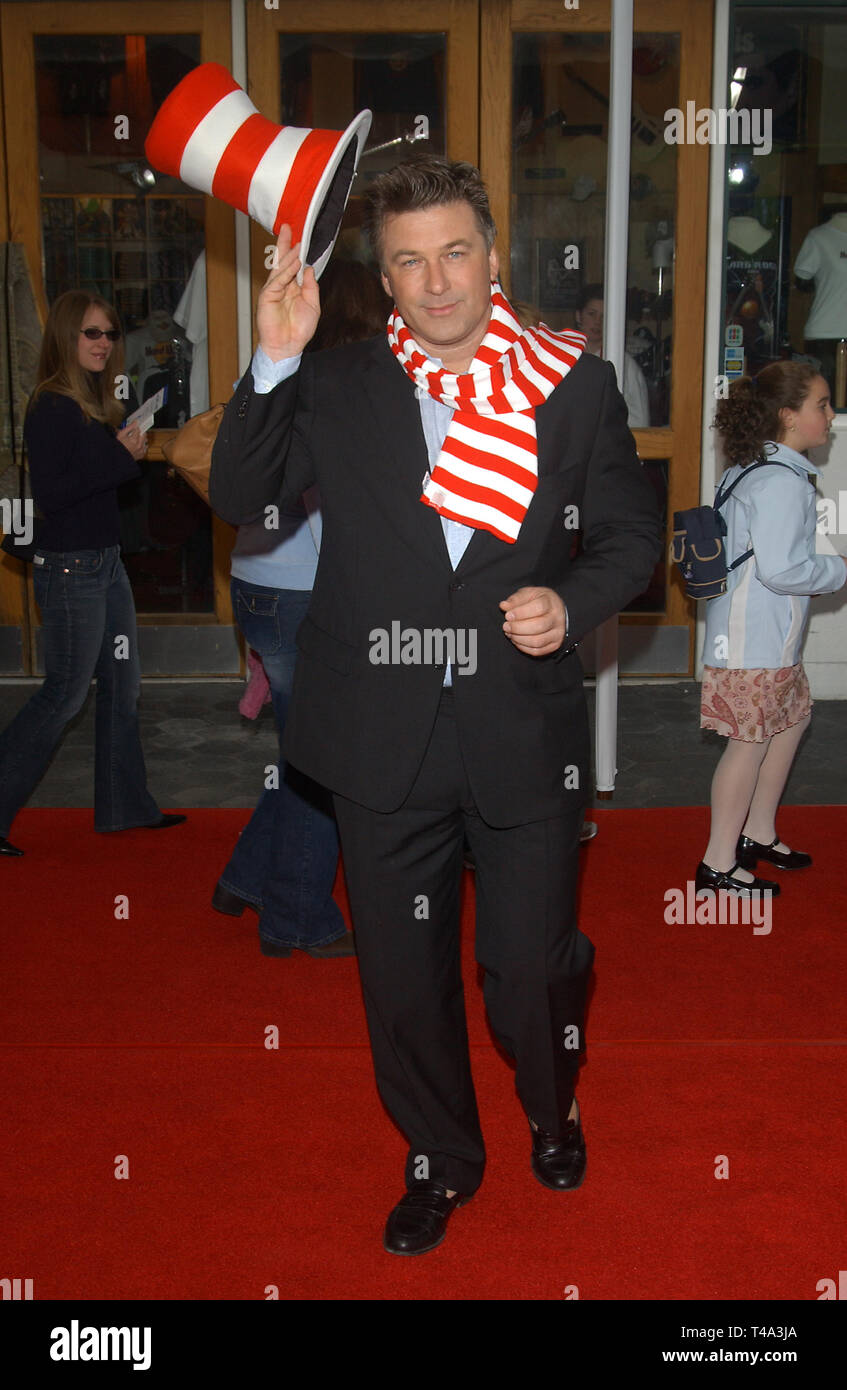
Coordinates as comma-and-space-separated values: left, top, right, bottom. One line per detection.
363, 155, 497, 266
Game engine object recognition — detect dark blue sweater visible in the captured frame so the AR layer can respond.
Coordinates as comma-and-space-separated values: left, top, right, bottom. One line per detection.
24, 391, 140, 552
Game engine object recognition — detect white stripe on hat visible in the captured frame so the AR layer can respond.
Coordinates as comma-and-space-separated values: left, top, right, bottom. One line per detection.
179, 88, 257, 194
247, 126, 313, 231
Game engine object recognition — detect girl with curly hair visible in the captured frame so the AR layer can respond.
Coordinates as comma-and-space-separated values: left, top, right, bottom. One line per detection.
697, 362, 846, 896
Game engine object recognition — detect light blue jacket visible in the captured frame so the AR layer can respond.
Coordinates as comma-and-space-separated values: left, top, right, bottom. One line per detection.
702, 440, 845, 669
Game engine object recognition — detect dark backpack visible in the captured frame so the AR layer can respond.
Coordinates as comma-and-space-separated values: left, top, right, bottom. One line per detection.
670, 461, 797, 600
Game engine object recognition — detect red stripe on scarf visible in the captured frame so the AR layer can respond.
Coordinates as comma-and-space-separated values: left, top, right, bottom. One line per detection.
387, 286, 584, 542
534, 330, 584, 368
440, 433, 538, 492
519, 341, 562, 390
425, 467, 530, 524
449, 409, 537, 456
419, 495, 518, 545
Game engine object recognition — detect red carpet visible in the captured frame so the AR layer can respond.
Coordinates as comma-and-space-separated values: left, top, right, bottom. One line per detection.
2, 805, 845, 1299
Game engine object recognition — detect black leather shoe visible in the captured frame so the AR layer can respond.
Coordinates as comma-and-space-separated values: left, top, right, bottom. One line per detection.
736, 835, 812, 871
383, 1181, 470, 1255
0, 837, 24, 856
212, 882, 256, 917
144, 814, 187, 829
695, 860, 780, 896
530, 1109, 587, 1191
259, 930, 356, 959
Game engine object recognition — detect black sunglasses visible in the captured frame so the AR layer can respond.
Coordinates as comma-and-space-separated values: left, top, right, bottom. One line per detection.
81, 327, 121, 341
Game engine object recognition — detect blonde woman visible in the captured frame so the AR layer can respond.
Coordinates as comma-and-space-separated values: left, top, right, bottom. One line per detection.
0, 291, 184, 856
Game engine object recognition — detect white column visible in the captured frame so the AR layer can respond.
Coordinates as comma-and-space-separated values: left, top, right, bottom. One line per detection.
698, 0, 732, 678
595, 0, 634, 794
231, 0, 253, 378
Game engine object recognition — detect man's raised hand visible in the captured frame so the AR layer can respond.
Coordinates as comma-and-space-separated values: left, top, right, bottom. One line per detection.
256, 224, 320, 362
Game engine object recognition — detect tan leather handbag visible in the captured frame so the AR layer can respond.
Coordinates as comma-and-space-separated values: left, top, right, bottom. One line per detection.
161, 403, 224, 505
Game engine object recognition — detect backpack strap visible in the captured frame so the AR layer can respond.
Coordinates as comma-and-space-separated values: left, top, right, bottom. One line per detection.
716, 460, 814, 573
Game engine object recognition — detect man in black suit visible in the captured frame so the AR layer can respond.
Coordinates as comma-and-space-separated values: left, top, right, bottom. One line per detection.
210, 157, 661, 1255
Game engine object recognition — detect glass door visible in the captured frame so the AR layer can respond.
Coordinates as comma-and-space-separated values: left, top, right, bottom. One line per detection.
1, 0, 239, 675
245, 0, 479, 306
482, 0, 715, 676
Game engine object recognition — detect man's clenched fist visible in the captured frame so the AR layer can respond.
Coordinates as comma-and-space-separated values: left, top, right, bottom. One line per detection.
499, 586, 568, 656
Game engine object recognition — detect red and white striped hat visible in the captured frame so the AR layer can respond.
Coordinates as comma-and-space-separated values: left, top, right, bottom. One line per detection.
145, 63, 371, 280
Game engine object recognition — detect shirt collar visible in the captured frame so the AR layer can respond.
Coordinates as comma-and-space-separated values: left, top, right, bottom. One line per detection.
763, 439, 818, 478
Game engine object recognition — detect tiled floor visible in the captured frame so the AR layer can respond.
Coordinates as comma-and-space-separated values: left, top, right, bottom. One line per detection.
0, 678, 844, 810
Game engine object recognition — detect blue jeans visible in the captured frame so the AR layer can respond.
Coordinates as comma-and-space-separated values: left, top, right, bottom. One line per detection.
220, 578, 345, 949
0, 547, 160, 836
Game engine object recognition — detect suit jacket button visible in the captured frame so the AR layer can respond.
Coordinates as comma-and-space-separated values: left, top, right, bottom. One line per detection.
449, 580, 465, 593
237, 398, 248, 418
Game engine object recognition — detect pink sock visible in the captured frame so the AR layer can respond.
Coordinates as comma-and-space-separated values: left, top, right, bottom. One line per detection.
239, 649, 272, 719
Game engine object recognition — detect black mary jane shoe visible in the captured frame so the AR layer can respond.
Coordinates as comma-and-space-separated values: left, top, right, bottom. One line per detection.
144, 814, 187, 829
383, 1181, 470, 1255
530, 1109, 587, 1191
695, 861, 780, 896
736, 835, 812, 871
0, 837, 24, 857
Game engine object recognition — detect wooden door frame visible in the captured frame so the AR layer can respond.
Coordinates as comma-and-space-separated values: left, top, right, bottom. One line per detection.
245, 0, 480, 314
0, 30, 31, 666
481, 0, 714, 673
0, 0, 238, 645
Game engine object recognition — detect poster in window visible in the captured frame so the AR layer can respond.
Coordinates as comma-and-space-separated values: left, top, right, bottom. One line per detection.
725, 196, 792, 373
536, 238, 584, 313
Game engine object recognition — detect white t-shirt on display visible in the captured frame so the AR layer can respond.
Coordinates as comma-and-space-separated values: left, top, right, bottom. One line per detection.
622, 352, 650, 428
124, 311, 180, 401
174, 251, 209, 416
794, 217, 847, 339
585, 346, 650, 428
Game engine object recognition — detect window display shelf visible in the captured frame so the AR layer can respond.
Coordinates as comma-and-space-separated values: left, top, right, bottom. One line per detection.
41, 193, 203, 332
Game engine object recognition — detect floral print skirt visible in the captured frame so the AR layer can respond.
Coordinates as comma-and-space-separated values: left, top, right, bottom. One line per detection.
700, 663, 812, 741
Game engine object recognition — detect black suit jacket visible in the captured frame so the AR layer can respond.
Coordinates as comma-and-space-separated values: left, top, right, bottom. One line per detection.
210, 334, 662, 826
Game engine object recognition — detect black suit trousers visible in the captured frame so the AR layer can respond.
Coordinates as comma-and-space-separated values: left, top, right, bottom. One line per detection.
333, 687, 595, 1196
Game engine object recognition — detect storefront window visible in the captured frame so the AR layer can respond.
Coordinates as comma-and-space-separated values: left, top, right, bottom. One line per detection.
510, 32, 680, 429
34, 33, 213, 612
279, 33, 446, 266
723, 6, 847, 407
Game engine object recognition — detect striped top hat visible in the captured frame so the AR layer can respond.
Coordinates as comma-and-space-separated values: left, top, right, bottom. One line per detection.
145, 63, 372, 281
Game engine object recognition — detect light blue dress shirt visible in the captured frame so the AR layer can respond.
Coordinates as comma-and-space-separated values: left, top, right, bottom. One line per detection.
251, 345, 475, 682
229, 487, 322, 591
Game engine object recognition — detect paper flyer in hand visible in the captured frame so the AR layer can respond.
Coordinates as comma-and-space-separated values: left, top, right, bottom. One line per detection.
123, 386, 168, 434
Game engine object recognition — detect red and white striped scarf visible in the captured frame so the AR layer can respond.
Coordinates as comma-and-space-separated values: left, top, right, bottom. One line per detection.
387, 281, 585, 543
